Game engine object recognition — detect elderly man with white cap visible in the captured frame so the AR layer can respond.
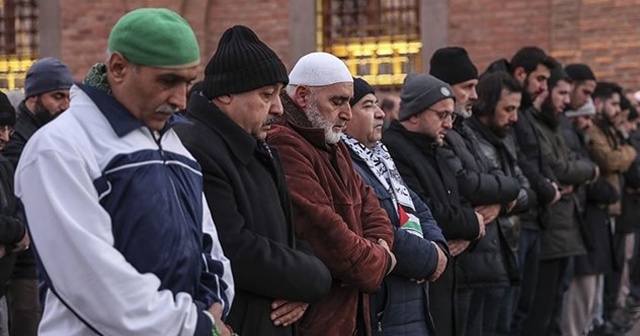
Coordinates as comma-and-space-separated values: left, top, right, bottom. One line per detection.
267, 52, 396, 336
14, 8, 233, 336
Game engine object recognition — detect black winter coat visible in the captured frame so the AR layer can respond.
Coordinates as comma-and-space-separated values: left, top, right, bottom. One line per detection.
560, 117, 617, 275
383, 121, 480, 241
0, 155, 25, 297
177, 94, 332, 336
3, 102, 40, 280
443, 118, 521, 288
382, 120, 480, 336
619, 130, 640, 233
444, 120, 520, 206
511, 107, 559, 230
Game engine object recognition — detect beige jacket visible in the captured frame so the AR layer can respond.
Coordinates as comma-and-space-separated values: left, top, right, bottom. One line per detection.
585, 120, 637, 215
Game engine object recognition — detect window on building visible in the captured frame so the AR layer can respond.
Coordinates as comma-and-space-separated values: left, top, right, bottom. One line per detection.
317, 0, 422, 89
0, 0, 38, 90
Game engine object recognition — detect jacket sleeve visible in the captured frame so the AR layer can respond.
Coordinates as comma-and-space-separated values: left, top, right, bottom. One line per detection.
198, 195, 235, 318
0, 215, 24, 245
15, 148, 217, 336
270, 134, 391, 293
586, 127, 637, 174
624, 157, 640, 189
541, 135, 596, 186
196, 154, 331, 303
440, 147, 520, 205
586, 176, 620, 205
392, 156, 480, 241
510, 163, 537, 214
358, 175, 395, 248
412, 190, 447, 249
388, 189, 448, 280
512, 111, 558, 204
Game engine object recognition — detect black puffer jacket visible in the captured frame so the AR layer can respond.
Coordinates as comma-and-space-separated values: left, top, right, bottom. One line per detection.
466, 117, 536, 284
444, 119, 520, 205
511, 106, 559, 230
442, 118, 521, 287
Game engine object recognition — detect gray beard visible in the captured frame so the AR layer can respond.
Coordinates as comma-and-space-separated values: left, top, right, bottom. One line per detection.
455, 105, 472, 119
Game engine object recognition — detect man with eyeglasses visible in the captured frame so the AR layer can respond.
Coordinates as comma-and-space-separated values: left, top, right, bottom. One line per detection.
383, 73, 486, 336
0, 91, 28, 336
2, 57, 73, 336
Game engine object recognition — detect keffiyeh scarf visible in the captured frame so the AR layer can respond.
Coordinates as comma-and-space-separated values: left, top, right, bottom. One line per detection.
342, 134, 423, 237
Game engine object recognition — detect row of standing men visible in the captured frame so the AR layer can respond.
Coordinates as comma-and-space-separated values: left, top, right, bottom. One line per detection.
1, 7, 639, 336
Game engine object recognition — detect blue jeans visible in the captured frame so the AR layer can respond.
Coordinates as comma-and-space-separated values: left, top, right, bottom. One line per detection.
509, 229, 540, 336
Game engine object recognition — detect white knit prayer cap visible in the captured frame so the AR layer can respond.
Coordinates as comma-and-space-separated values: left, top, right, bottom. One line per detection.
289, 52, 353, 86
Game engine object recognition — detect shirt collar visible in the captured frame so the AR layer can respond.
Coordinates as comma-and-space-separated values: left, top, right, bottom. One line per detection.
77, 83, 190, 137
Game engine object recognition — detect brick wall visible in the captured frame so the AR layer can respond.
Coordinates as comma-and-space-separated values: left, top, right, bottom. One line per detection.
447, 0, 640, 90
57, 0, 291, 82
56, 0, 640, 90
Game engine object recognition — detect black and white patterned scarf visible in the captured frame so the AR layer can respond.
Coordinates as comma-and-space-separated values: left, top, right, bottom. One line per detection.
342, 134, 423, 237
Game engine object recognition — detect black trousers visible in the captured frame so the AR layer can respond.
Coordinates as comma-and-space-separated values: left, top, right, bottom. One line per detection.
429, 261, 457, 336
521, 257, 570, 336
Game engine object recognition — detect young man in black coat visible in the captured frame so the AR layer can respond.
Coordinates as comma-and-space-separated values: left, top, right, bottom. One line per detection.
484, 47, 563, 336
176, 26, 331, 336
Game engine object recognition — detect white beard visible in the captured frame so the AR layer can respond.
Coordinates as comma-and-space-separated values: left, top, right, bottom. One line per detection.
306, 100, 342, 144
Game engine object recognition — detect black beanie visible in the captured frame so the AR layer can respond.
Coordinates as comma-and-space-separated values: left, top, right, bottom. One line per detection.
0, 92, 15, 126
429, 47, 478, 85
350, 77, 375, 107
564, 64, 596, 82
203, 25, 289, 98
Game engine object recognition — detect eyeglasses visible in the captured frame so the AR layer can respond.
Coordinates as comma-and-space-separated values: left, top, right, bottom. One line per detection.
426, 108, 457, 123
0, 126, 14, 136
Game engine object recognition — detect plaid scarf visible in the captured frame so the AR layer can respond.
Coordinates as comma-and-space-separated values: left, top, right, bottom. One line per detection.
342, 134, 423, 237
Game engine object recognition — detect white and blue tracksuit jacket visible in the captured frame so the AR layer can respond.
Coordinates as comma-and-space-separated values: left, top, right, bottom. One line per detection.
15, 84, 234, 336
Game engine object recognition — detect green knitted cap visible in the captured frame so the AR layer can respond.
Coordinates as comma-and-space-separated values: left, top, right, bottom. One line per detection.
108, 8, 200, 68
